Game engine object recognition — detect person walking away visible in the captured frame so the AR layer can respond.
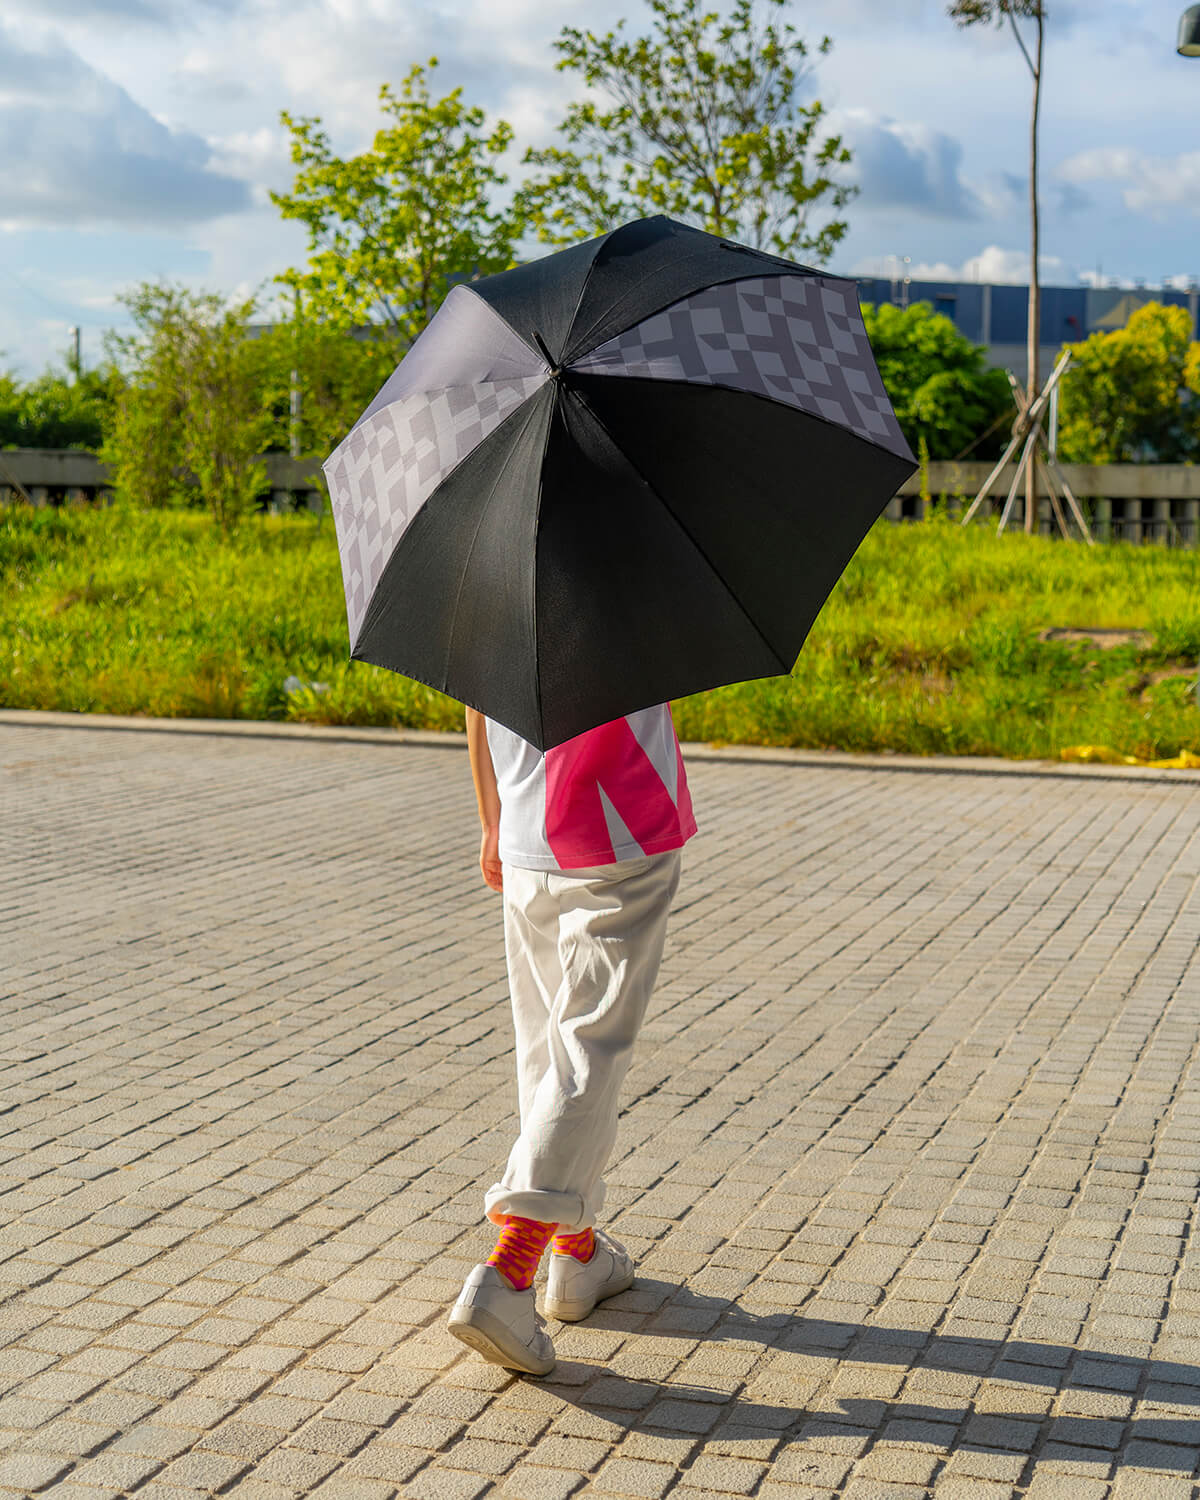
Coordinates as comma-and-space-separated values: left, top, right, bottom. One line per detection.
447, 704, 697, 1375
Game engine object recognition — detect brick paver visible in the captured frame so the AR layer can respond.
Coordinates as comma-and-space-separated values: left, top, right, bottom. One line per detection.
3, 718, 1200, 1497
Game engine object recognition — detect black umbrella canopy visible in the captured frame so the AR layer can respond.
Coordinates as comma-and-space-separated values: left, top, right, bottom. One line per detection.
324, 216, 916, 751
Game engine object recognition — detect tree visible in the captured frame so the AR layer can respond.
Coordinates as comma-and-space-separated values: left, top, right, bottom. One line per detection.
102, 285, 191, 511
177, 298, 272, 529
0, 365, 120, 452
949, 0, 1046, 531
862, 302, 1013, 461
272, 62, 521, 350
518, 0, 855, 262
255, 314, 398, 467
103, 283, 271, 526
1057, 303, 1200, 464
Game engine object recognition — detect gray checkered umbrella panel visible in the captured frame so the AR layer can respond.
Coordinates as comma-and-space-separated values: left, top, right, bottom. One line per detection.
570, 274, 909, 460
323, 286, 549, 648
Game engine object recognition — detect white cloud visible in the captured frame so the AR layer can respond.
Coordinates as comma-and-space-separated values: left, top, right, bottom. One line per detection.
960, 246, 1073, 284
34, 271, 121, 313
0, 23, 251, 231
1058, 145, 1200, 217
218, 0, 589, 141
851, 245, 1074, 285
171, 46, 256, 105
0, 0, 1196, 380
8, 0, 243, 22
833, 108, 982, 219
203, 128, 294, 207
174, 205, 309, 314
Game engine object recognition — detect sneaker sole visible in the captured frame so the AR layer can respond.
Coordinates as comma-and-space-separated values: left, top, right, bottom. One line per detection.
543, 1264, 636, 1323
447, 1305, 556, 1376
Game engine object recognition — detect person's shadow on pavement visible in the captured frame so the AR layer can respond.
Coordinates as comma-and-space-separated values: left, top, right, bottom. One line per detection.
536, 1279, 1200, 1474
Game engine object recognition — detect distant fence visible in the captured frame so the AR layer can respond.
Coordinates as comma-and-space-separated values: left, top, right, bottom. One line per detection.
894, 461, 1200, 544
4, 450, 1200, 544
0, 450, 323, 514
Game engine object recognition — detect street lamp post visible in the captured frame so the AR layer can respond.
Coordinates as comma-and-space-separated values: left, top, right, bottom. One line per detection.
1180, 5, 1200, 55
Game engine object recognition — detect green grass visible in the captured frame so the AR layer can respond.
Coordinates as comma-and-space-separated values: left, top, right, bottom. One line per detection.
3, 501, 1200, 760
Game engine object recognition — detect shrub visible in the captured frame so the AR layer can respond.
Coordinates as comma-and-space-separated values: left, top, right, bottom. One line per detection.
861, 301, 1013, 461
103, 284, 271, 525
0, 367, 120, 451
1057, 302, 1200, 464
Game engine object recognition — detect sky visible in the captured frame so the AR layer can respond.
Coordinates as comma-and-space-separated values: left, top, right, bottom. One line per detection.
1, 0, 1198, 377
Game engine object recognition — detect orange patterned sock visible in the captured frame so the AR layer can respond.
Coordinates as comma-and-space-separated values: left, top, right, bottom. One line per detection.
485, 1216, 557, 1290
552, 1226, 595, 1263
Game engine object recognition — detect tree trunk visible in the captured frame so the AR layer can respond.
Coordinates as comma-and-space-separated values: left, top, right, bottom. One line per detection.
1024, 11, 1043, 534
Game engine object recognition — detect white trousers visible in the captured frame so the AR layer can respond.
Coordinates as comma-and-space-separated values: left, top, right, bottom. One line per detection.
484, 849, 682, 1232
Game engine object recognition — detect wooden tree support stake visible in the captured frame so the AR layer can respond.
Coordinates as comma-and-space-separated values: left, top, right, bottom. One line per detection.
959, 349, 1091, 542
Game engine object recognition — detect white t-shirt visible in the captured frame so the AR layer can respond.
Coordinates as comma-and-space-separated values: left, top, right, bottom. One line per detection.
485, 704, 697, 872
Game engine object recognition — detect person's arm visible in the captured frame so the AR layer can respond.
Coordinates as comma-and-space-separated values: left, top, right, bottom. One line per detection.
465, 707, 503, 893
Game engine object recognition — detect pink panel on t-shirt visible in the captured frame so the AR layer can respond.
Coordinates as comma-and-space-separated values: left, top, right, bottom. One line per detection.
545, 716, 694, 869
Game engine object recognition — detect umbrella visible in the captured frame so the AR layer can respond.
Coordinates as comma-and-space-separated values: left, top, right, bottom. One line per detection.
323, 215, 915, 751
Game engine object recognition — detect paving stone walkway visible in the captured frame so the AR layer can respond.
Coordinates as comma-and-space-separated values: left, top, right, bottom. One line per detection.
4, 718, 1200, 1500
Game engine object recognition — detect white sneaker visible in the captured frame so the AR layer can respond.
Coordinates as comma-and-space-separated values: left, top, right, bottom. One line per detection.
543, 1228, 635, 1323
447, 1264, 556, 1376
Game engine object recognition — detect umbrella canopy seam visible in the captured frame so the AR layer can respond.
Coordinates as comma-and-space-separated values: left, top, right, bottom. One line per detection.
567, 269, 910, 466
455, 285, 548, 375
575, 369, 915, 473
348, 388, 550, 703
529, 399, 550, 746
567, 382, 793, 678
443, 396, 549, 707
357, 284, 547, 427
564, 258, 816, 367
328, 375, 549, 653
553, 224, 622, 370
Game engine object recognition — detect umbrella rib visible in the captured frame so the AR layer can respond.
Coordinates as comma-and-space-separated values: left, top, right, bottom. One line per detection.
554, 224, 622, 370
568, 384, 792, 678
443, 392, 550, 724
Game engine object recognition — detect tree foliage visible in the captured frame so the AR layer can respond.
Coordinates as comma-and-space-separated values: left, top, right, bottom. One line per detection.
1057, 303, 1200, 465
272, 62, 520, 350
100, 283, 399, 516
178, 300, 272, 529
518, 0, 854, 261
948, 1, 1044, 26
254, 317, 398, 466
861, 301, 1013, 461
101, 286, 190, 511
0, 366, 119, 451
103, 284, 271, 527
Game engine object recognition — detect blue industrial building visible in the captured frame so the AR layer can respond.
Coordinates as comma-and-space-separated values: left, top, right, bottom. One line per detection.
854, 277, 1200, 382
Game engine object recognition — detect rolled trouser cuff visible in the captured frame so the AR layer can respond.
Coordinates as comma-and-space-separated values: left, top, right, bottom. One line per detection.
484, 1183, 597, 1231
